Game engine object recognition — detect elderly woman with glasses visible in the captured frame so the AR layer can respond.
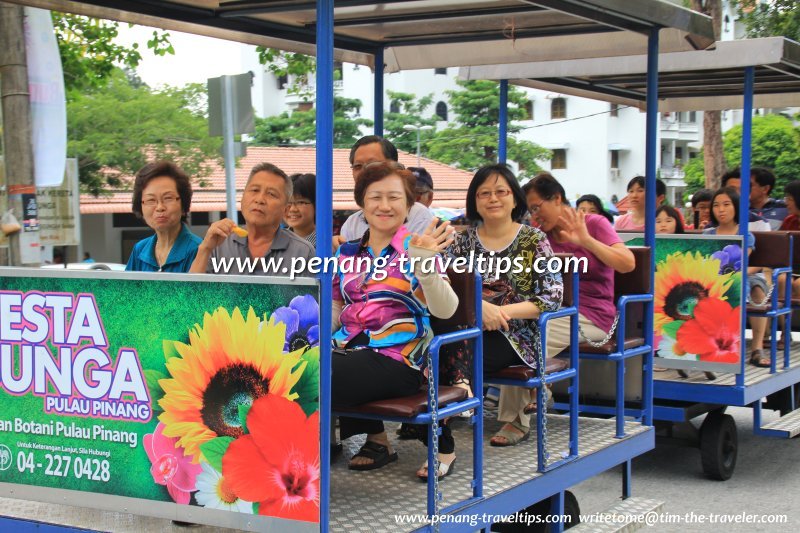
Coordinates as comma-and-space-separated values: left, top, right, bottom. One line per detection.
442, 164, 563, 448
126, 161, 202, 272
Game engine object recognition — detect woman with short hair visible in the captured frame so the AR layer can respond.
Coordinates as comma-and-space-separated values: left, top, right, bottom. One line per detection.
126, 161, 201, 272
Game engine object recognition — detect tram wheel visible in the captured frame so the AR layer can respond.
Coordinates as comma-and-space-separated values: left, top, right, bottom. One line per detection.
700, 412, 737, 481
562, 490, 580, 530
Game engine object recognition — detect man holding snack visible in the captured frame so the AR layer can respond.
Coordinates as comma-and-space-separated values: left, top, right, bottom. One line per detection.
190, 162, 314, 276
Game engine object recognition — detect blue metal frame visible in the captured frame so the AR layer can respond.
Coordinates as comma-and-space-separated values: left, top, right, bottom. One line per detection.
498, 79, 508, 164
374, 47, 384, 135
315, 1, 334, 530
483, 270, 581, 472
332, 273, 485, 522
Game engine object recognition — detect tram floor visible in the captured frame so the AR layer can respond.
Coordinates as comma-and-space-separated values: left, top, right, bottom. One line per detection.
330, 413, 649, 532
655, 341, 800, 387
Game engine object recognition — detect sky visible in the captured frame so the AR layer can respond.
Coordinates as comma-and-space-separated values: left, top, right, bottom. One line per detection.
115, 24, 256, 89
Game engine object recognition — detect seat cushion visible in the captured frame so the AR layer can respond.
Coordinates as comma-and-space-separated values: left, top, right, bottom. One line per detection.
339, 386, 468, 418
487, 358, 569, 381
578, 337, 645, 354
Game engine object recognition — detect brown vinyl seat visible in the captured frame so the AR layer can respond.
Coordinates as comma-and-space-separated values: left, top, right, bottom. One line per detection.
579, 337, 646, 354
489, 358, 569, 381
748, 231, 792, 315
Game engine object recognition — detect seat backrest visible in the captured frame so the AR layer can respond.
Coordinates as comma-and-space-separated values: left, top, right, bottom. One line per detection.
750, 231, 791, 269
787, 231, 800, 272
431, 269, 476, 330
615, 246, 651, 299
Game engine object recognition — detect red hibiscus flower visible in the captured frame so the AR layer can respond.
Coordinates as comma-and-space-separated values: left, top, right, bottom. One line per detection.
144, 422, 202, 504
222, 394, 320, 523
676, 297, 740, 363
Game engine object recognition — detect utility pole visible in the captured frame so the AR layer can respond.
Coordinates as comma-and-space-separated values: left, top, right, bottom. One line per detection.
0, 3, 40, 266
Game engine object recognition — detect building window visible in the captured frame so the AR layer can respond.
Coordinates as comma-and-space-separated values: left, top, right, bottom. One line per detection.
277, 74, 288, 89
524, 100, 534, 120
675, 146, 684, 162
610, 150, 619, 169
688, 111, 697, 123
551, 98, 566, 119
334, 61, 344, 81
552, 149, 567, 169
390, 101, 400, 114
434, 67, 447, 75
436, 101, 448, 121
610, 103, 619, 117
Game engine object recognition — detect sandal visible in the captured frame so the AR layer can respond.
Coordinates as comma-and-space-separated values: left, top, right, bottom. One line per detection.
523, 388, 554, 415
348, 441, 398, 471
417, 457, 456, 482
750, 349, 771, 368
490, 421, 530, 447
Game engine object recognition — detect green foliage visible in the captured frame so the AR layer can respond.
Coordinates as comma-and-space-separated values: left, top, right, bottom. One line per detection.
425, 80, 548, 177
383, 91, 437, 154
681, 114, 800, 199
255, 47, 316, 99
251, 96, 372, 147
53, 12, 173, 93
67, 71, 222, 195
735, 0, 800, 40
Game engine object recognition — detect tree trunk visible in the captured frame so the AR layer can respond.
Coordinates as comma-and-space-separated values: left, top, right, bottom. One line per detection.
0, 2, 39, 265
691, 0, 726, 189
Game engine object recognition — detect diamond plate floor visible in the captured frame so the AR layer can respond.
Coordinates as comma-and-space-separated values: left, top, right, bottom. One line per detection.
331, 413, 649, 532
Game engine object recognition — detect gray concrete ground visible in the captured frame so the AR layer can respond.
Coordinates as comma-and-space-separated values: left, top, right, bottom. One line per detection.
572, 405, 800, 532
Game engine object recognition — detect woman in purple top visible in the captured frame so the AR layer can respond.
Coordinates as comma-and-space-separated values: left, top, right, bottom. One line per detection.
525, 172, 634, 333
500, 173, 635, 416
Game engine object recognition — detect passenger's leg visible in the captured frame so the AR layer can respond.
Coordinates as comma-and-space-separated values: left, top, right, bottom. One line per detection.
332, 350, 422, 467
749, 274, 769, 366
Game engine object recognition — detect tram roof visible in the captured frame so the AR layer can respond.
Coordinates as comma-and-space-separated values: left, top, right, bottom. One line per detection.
9, 0, 713, 72
460, 36, 800, 111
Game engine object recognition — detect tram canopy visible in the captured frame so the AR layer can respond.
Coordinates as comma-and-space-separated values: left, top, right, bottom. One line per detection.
7, 0, 713, 71
460, 36, 800, 111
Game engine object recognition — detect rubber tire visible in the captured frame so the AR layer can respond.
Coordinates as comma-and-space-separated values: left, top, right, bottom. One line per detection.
490, 491, 580, 532
700, 412, 737, 481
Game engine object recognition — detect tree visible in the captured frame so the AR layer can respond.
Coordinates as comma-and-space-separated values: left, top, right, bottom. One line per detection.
255, 47, 316, 98
383, 91, 436, 154
735, 0, 800, 40
68, 70, 222, 195
425, 80, 548, 176
690, 0, 726, 190
683, 114, 800, 198
251, 96, 372, 148
53, 12, 173, 94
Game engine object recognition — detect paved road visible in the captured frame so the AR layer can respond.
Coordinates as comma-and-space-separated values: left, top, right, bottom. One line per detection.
573, 406, 800, 532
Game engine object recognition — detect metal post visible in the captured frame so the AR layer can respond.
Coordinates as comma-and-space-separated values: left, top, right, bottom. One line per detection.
0, 3, 39, 266
737, 66, 754, 387
315, 0, 334, 530
415, 129, 422, 166
221, 75, 238, 221
374, 47, 384, 136
643, 28, 659, 425
498, 79, 508, 164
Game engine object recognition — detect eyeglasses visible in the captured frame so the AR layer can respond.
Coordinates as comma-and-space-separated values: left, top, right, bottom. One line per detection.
476, 188, 512, 201
142, 195, 179, 207
287, 200, 313, 207
528, 201, 545, 215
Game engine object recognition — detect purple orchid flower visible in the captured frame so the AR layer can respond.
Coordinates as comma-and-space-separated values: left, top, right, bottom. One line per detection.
271, 294, 320, 352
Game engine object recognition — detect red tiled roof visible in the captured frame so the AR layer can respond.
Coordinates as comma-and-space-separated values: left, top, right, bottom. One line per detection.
616, 194, 631, 213
80, 147, 475, 214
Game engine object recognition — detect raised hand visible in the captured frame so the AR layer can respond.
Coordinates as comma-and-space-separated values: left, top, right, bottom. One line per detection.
410, 218, 455, 253
556, 208, 591, 246
200, 218, 236, 252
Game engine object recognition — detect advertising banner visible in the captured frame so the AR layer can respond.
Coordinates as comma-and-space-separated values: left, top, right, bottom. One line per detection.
0, 271, 320, 531
621, 234, 745, 373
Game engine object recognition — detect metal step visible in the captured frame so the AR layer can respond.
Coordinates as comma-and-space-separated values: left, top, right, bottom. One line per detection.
570, 498, 664, 533
761, 408, 800, 438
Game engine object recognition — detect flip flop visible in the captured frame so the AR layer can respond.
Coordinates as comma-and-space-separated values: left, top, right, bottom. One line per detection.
490, 421, 530, 447
417, 457, 456, 482
348, 441, 398, 471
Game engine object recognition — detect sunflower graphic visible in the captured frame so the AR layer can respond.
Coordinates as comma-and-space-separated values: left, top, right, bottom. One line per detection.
654, 251, 734, 336
159, 306, 306, 463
